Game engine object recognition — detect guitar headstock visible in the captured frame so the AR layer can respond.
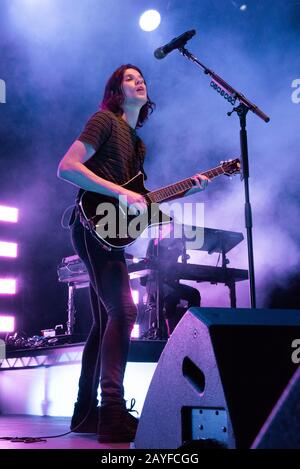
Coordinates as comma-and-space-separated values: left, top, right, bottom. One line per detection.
220, 158, 241, 176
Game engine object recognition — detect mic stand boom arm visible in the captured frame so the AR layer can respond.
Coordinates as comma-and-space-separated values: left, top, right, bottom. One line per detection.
178, 46, 271, 308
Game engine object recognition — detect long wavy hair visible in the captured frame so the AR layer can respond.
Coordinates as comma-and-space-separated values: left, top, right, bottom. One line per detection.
100, 64, 155, 128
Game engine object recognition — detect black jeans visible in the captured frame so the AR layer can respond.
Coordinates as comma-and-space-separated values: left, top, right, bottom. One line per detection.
71, 214, 137, 408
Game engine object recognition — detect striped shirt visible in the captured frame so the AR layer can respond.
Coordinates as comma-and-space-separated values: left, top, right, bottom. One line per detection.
78, 110, 147, 186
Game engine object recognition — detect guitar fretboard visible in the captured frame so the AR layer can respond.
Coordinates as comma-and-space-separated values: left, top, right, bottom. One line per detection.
147, 166, 225, 204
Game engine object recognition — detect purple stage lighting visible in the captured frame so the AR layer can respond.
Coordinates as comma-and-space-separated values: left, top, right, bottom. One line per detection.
0, 279, 17, 295
0, 206, 18, 223
131, 324, 140, 339
131, 289, 139, 305
0, 241, 18, 258
0, 315, 15, 332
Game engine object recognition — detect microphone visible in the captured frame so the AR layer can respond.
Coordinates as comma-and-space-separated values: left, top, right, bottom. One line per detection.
154, 29, 196, 59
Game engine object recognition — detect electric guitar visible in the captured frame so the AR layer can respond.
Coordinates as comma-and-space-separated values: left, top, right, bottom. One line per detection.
79, 158, 241, 250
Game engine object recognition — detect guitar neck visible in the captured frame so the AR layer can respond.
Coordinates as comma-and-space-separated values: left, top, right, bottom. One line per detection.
147, 166, 225, 204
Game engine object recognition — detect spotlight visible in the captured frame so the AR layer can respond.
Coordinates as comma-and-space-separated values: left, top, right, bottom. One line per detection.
231, 1, 248, 11
0, 315, 15, 333
0, 279, 17, 295
131, 289, 139, 305
0, 241, 18, 258
139, 10, 161, 32
0, 205, 18, 223
131, 324, 140, 339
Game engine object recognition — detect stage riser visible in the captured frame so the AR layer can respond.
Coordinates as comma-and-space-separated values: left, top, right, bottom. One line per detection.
0, 347, 156, 417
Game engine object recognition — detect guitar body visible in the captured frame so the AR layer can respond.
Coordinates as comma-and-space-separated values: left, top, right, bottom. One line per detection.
79, 172, 172, 250
79, 159, 240, 250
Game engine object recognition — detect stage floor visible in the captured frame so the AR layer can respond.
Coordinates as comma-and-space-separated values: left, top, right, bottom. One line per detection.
0, 415, 131, 449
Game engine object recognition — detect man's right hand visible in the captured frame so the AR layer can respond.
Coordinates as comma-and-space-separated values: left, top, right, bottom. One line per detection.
118, 189, 148, 215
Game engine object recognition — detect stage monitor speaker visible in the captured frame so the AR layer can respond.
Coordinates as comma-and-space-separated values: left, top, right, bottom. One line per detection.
252, 364, 300, 448
134, 307, 300, 449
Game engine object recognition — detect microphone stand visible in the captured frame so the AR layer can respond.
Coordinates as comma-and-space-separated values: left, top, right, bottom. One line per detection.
178, 46, 270, 308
